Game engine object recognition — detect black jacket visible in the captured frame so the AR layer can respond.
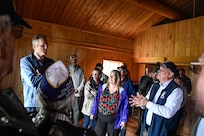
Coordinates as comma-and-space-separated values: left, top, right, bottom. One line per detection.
138, 75, 153, 96
0, 87, 39, 136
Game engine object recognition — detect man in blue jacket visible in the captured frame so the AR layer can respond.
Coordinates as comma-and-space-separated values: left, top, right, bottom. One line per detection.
130, 61, 183, 136
20, 34, 54, 118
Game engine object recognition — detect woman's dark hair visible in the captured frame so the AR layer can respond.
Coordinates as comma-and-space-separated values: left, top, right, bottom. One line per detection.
90, 68, 102, 89
95, 63, 103, 69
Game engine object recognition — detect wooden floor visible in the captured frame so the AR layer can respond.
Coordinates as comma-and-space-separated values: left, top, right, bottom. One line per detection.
126, 117, 138, 136
127, 97, 199, 136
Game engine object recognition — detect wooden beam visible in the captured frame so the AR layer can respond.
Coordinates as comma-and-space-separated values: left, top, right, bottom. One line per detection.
134, 57, 198, 65
23, 33, 133, 54
123, 0, 183, 20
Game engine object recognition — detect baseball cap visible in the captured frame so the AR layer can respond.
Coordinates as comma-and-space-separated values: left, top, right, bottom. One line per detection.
159, 61, 178, 76
70, 54, 77, 59
95, 63, 103, 68
117, 65, 127, 70
39, 60, 74, 102
0, 0, 32, 28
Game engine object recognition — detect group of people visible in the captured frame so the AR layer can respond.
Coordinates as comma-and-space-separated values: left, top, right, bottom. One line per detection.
19, 27, 136, 136
20, 32, 136, 136
81, 63, 136, 136
1, 0, 204, 136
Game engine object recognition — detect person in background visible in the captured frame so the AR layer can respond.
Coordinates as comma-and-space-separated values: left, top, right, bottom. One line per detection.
135, 67, 158, 136
81, 68, 102, 130
138, 67, 158, 97
90, 70, 129, 136
174, 77, 188, 108
117, 65, 136, 136
20, 34, 54, 118
178, 68, 192, 94
130, 61, 183, 136
67, 54, 85, 126
191, 53, 204, 136
95, 63, 109, 83
0, 0, 39, 135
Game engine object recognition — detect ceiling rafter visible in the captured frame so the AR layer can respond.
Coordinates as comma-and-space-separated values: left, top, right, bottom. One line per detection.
122, 0, 184, 20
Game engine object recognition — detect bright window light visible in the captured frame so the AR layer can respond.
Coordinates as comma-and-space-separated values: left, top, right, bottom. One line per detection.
102, 60, 123, 76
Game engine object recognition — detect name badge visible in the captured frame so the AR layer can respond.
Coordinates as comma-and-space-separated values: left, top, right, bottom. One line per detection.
160, 91, 166, 99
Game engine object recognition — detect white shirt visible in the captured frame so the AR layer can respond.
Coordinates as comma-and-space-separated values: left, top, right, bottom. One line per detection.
145, 79, 183, 125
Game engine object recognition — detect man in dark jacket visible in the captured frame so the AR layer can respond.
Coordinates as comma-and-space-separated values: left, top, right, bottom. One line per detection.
0, 0, 39, 135
135, 67, 158, 135
178, 68, 192, 94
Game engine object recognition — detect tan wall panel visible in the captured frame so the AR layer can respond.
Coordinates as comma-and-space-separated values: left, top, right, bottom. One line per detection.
133, 16, 204, 100
134, 16, 204, 64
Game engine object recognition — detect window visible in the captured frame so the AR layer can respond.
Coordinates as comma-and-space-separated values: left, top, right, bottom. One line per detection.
102, 60, 123, 76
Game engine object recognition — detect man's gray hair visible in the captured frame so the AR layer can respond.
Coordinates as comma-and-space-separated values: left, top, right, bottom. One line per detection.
32, 34, 46, 46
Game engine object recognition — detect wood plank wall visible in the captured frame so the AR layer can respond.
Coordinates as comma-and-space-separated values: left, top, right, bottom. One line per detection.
0, 19, 138, 102
134, 16, 204, 64
134, 16, 204, 96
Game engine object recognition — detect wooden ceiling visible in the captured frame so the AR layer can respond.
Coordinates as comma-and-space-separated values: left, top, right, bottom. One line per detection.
14, 0, 204, 40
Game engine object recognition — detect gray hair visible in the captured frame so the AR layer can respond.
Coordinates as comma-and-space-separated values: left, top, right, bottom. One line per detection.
32, 34, 46, 47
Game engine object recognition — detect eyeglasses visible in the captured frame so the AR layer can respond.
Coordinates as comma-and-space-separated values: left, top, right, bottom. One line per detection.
190, 62, 202, 74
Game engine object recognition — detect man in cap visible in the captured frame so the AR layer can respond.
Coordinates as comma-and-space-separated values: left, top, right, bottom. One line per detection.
0, 0, 39, 135
130, 61, 183, 136
67, 54, 85, 126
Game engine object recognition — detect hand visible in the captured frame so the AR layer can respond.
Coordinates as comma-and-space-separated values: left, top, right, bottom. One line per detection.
120, 122, 127, 129
75, 89, 78, 93
129, 92, 148, 107
90, 89, 95, 94
35, 69, 42, 76
90, 115, 94, 120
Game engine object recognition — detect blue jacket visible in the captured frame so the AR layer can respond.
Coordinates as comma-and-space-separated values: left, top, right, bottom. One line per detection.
20, 53, 54, 107
91, 83, 129, 129
123, 77, 136, 98
141, 81, 181, 136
